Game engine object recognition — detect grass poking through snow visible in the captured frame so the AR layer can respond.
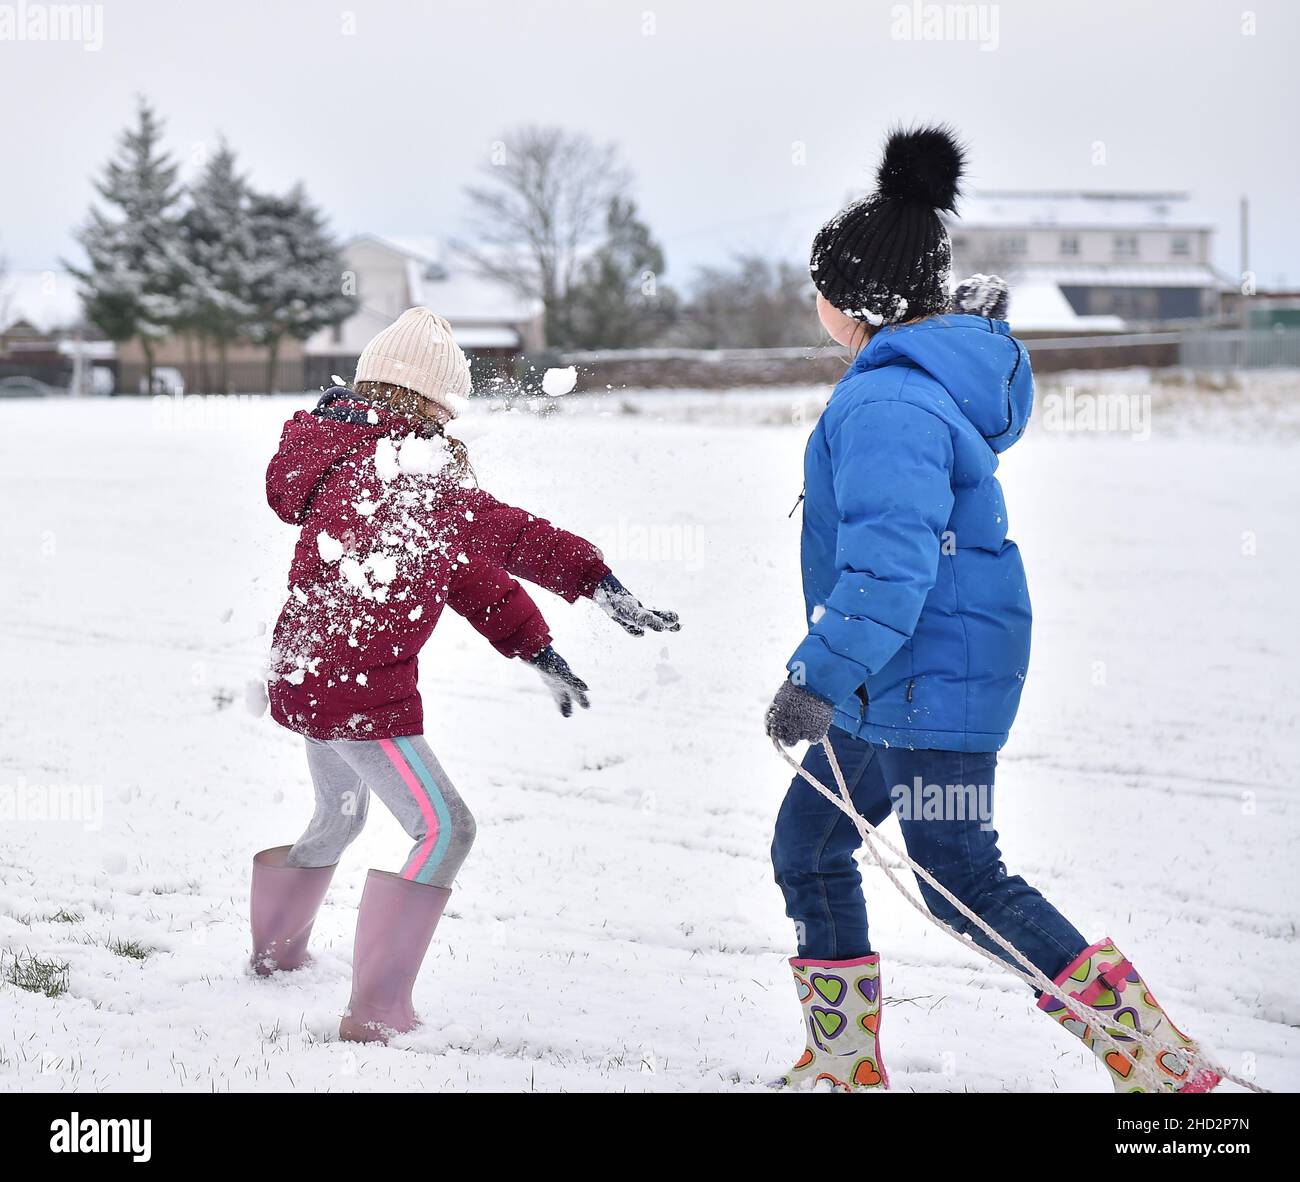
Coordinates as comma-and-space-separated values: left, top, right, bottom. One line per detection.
3, 951, 71, 998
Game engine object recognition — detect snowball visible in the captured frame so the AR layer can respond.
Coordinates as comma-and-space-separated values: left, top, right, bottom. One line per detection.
244, 679, 268, 717
398, 435, 449, 476
445, 416, 488, 443
368, 553, 398, 585
443, 392, 472, 418
340, 557, 370, 594
374, 437, 400, 482
542, 366, 578, 396
316, 531, 344, 563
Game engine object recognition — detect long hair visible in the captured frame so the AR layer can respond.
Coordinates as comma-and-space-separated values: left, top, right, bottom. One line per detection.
352, 379, 476, 485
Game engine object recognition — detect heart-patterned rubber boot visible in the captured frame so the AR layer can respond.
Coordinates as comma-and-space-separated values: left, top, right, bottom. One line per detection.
781, 953, 888, 1091
1038, 937, 1221, 1093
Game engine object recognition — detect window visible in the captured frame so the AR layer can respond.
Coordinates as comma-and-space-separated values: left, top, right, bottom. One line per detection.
1170, 236, 1191, 258
1059, 234, 1080, 257
1001, 235, 1027, 257
1112, 234, 1139, 259
331, 323, 343, 346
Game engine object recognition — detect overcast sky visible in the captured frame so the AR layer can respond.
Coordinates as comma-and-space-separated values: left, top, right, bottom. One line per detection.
3, 0, 1298, 288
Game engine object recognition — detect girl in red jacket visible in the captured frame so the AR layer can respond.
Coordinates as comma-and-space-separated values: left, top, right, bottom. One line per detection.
250, 307, 678, 1043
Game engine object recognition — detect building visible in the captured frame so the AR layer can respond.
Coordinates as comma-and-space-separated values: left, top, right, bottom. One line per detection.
0, 268, 115, 393
945, 191, 1231, 333
303, 235, 544, 389
114, 234, 543, 393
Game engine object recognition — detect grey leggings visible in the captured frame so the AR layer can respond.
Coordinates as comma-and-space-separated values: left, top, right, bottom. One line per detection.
286, 734, 476, 889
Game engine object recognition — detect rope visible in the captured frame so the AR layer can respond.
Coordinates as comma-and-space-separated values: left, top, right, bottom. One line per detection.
775, 737, 1270, 1094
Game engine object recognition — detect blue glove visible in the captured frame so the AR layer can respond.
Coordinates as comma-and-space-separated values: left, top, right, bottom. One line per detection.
527, 645, 590, 717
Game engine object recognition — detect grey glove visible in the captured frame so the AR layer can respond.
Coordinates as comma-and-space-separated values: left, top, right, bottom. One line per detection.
765, 680, 835, 746
527, 645, 590, 717
594, 573, 680, 637
951, 273, 1010, 319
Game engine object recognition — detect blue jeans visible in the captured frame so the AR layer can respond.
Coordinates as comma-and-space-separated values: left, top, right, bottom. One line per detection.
771, 727, 1087, 982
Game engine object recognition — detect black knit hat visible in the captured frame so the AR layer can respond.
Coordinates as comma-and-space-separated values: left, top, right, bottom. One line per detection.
810, 125, 965, 325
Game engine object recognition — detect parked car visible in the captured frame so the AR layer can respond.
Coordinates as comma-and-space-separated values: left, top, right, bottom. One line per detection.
0, 375, 62, 398
139, 367, 185, 396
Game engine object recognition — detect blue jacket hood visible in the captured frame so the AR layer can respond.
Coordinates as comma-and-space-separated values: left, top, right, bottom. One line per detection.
852, 314, 1033, 452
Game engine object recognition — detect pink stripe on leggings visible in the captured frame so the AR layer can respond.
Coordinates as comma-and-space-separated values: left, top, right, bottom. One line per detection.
378, 738, 440, 881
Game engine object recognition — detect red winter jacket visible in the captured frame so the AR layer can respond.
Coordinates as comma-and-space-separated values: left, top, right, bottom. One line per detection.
265, 394, 609, 740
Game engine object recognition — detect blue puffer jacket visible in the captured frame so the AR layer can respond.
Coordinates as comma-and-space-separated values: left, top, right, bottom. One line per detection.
787, 313, 1034, 752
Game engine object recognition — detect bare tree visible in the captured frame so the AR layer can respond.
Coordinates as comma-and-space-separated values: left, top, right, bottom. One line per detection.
459, 126, 631, 347
0, 242, 11, 344
674, 255, 818, 348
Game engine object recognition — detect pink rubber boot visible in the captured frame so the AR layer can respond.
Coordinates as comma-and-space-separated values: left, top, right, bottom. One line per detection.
338, 870, 450, 1044
249, 846, 336, 975
1039, 937, 1221, 1093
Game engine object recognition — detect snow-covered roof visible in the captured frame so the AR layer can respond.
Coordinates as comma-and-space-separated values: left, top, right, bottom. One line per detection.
404, 256, 539, 325
1000, 278, 1126, 333
0, 269, 85, 334
352, 233, 541, 324
304, 234, 540, 357
1000, 262, 1230, 289
947, 191, 1214, 231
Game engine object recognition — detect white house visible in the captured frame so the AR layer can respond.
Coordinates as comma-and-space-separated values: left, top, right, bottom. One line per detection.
305, 235, 543, 385
945, 192, 1231, 332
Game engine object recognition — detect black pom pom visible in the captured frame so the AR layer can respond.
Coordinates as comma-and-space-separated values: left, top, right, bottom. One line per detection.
876, 125, 965, 212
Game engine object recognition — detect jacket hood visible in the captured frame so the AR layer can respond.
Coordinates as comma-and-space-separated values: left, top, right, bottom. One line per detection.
853, 314, 1033, 452
266, 389, 395, 525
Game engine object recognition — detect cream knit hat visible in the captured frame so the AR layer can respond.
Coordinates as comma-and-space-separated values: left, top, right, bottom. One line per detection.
353, 307, 472, 417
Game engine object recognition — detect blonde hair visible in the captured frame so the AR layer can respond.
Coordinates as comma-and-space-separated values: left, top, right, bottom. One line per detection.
353, 380, 475, 484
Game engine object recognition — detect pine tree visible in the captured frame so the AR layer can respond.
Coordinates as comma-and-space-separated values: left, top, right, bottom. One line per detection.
246, 184, 357, 393
178, 142, 258, 393
69, 98, 184, 392
564, 197, 678, 350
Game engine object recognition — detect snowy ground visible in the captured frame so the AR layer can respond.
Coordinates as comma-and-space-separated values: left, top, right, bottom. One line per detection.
1, 374, 1297, 1093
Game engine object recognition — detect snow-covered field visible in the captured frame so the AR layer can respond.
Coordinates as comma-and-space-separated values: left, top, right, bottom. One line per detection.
1, 375, 1297, 1093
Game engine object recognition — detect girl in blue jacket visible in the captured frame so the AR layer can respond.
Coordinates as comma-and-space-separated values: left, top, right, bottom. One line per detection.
764, 127, 1218, 1094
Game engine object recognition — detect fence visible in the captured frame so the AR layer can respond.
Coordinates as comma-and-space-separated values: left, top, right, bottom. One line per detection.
1178, 328, 1300, 368
559, 329, 1300, 388
4, 329, 1298, 397
112, 351, 521, 396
